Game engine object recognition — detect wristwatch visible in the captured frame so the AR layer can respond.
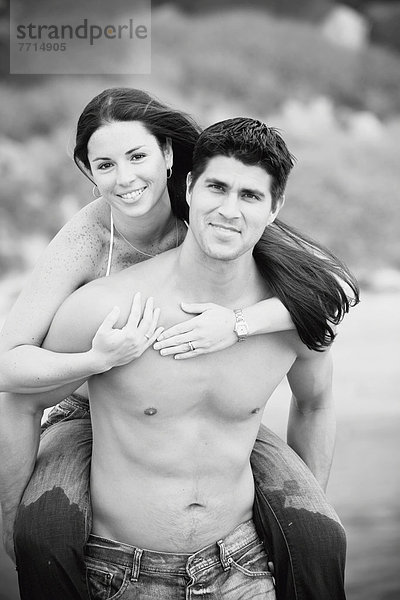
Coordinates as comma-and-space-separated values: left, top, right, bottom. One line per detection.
233, 308, 249, 342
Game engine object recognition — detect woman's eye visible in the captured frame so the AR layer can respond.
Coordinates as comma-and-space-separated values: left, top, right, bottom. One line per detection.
98, 162, 112, 170
130, 154, 146, 161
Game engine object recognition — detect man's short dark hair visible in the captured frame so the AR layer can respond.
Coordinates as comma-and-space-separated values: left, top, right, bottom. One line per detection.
190, 117, 296, 209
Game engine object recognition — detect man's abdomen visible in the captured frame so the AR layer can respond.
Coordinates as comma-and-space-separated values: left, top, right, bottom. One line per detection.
89, 422, 255, 553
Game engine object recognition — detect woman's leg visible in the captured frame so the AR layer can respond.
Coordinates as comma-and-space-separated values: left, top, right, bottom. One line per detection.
14, 397, 92, 600
251, 423, 346, 600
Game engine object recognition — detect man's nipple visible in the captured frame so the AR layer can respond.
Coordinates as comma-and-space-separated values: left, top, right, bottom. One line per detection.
144, 407, 158, 416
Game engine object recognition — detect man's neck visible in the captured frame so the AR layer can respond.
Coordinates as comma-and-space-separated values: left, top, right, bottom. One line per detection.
175, 229, 262, 306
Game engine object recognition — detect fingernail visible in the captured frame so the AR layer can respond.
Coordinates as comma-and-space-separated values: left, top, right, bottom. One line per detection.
153, 343, 160, 350
160, 350, 166, 356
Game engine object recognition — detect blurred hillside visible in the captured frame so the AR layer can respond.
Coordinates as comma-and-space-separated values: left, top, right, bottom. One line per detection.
1, 5, 399, 285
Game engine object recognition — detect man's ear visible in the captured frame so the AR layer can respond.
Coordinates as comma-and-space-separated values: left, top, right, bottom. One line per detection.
186, 172, 192, 206
267, 194, 285, 225
164, 136, 173, 169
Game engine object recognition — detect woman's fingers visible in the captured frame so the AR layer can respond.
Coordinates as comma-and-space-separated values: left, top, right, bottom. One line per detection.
156, 320, 192, 342
125, 292, 142, 329
142, 307, 162, 342
154, 330, 193, 351
145, 325, 164, 347
159, 342, 199, 358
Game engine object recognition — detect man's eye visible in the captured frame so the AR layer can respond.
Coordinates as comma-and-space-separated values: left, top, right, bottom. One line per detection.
243, 193, 259, 201
209, 184, 223, 191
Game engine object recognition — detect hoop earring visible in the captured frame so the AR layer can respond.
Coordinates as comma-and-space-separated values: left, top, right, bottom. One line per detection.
92, 185, 101, 199
167, 167, 173, 180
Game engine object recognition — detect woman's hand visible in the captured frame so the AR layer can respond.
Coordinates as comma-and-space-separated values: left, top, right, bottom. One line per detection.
153, 302, 237, 359
91, 293, 163, 371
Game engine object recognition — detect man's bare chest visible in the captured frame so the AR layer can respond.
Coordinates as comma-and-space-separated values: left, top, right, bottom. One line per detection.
97, 327, 296, 423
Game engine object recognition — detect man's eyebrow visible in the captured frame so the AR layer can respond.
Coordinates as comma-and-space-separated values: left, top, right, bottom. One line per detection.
204, 177, 228, 186
92, 146, 145, 162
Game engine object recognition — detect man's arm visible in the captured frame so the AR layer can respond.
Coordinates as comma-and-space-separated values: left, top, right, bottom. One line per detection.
286, 345, 335, 492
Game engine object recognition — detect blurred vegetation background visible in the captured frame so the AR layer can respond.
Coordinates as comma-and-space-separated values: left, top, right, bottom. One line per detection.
0, 1, 399, 599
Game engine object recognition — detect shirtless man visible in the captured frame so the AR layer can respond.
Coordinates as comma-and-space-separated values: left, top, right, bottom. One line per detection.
31, 118, 340, 599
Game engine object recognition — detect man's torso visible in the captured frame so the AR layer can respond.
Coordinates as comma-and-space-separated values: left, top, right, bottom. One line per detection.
87, 252, 298, 552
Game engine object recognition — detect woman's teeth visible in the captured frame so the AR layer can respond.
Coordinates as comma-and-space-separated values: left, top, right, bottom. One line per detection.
119, 187, 146, 200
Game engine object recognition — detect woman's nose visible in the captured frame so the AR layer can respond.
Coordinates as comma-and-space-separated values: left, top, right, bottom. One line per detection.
116, 164, 137, 187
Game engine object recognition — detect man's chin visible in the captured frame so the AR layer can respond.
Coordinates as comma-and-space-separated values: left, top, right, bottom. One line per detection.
203, 247, 243, 262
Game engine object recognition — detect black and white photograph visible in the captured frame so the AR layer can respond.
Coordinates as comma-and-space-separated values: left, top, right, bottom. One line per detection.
0, 1, 399, 599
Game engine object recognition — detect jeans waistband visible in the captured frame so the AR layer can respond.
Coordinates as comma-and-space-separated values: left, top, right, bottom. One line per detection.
64, 392, 90, 410
86, 519, 261, 577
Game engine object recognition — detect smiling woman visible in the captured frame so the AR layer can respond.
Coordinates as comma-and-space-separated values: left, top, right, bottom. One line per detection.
87, 121, 175, 256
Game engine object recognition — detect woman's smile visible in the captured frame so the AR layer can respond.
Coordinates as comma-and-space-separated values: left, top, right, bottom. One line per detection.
117, 186, 147, 201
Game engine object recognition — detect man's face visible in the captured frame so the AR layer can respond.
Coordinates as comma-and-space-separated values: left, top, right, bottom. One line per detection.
187, 155, 281, 261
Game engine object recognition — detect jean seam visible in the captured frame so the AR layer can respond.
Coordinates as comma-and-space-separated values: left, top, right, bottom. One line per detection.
255, 484, 299, 600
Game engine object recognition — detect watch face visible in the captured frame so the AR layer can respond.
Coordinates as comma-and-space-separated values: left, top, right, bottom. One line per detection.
236, 324, 248, 336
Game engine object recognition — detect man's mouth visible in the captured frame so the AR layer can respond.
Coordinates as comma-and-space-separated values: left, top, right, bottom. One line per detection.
118, 186, 147, 200
209, 222, 241, 234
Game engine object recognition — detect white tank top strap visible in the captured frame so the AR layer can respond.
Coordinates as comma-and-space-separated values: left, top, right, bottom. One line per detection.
105, 211, 114, 277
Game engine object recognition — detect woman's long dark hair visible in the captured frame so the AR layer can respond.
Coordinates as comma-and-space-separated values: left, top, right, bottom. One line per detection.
74, 88, 201, 222
192, 117, 360, 351
253, 220, 359, 350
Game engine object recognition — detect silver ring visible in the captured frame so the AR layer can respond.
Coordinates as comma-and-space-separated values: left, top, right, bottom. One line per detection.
188, 341, 195, 352
144, 333, 151, 340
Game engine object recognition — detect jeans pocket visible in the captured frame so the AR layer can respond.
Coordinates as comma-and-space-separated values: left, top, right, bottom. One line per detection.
230, 541, 272, 577
86, 557, 129, 600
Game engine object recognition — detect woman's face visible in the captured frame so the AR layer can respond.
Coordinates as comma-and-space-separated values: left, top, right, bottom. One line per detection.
87, 120, 172, 218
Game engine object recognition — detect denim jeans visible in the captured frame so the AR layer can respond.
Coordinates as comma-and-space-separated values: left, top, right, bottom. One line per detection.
13, 394, 346, 600
84, 520, 275, 600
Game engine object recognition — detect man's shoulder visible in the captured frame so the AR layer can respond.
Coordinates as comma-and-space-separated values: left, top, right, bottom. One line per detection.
277, 328, 333, 362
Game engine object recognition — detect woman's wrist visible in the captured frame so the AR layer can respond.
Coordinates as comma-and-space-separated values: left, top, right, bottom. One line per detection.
241, 299, 294, 336
85, 348, 115, 375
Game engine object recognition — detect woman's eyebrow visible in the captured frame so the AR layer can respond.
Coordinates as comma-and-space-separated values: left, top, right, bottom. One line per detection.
92, 146, 146, 162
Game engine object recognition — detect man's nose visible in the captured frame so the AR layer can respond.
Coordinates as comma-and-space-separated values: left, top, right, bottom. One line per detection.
218, 192, 240, 219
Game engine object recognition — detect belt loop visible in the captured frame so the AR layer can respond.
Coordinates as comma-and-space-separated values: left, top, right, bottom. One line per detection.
130, 548, 143, 582
217, 540, 232, 571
